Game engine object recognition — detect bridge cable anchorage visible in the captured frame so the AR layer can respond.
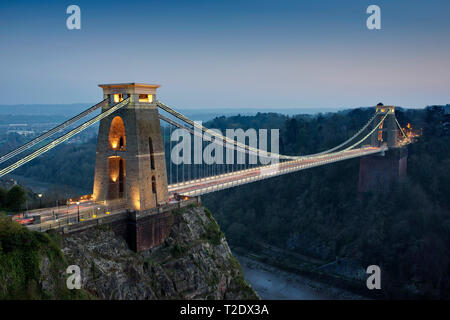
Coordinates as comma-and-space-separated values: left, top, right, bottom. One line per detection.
343, 112, 390, 151
0, 98, 130, 179
157, 100, 299, 161
304, 111, 379, 157
0, 98, 108, 165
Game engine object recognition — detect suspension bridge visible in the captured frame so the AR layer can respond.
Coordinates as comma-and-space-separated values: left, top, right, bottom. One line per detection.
1, 83, 410, 251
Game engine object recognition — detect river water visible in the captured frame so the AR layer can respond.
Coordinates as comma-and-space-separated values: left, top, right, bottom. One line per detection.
235, 254, 364, 300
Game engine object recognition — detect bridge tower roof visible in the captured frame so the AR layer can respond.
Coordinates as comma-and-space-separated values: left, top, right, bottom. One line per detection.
376, 104, 395, 114
98, 83, 160, 95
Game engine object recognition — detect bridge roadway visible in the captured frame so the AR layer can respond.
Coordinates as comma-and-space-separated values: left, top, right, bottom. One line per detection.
168, 146, 386, 197
23, 146, 385, 229
25, 200, 115, 231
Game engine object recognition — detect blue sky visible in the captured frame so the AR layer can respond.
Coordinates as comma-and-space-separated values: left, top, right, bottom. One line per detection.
0, 0, 449, 108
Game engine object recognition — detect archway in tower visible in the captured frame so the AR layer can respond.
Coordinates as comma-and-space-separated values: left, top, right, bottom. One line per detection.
109, 116, 126, 150
107, 156, 126, 200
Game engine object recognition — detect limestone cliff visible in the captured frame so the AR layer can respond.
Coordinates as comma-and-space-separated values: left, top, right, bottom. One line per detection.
59, 205, 258, 299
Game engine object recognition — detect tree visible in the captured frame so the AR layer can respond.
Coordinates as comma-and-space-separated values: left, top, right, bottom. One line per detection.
0, 214, 23, 239
6, 186, 26, 212
0, 188, 6, 208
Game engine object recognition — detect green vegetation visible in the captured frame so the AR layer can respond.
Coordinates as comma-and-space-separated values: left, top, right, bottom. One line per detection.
0, 134, 97, 192
201, 209, 225, 246
170, 243, 188, 258
202, 220, 224, 246
203, 106, 450, 299
229, 274, 257, 299
0, 185, 26, 212
0, 215, 91, 299
187, 202, 199, 209
227, 255, 257, 299
173, 208, 184, 216
95, 224, 111, 232
0, 188, 6, 206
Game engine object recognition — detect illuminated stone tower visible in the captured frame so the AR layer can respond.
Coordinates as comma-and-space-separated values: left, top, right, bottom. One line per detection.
370, 103, 398, 148
93, 83, 168, 211
359, 103, 406, 192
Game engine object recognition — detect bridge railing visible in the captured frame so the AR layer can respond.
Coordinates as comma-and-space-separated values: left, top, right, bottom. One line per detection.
27, 196, 201, 233
174, 147, 387, 197
136, 196, 201, 218
27, 202, 124, 232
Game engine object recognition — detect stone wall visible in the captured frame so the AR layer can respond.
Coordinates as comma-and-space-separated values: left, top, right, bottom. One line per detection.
128, 210, 174, 252
358, 147, 408, 192
60, 197, 200, 252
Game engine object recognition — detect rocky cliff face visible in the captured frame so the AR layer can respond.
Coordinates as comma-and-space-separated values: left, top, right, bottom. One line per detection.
59, 205, 258, 300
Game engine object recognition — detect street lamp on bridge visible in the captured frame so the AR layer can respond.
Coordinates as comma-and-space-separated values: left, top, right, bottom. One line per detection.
38, 193, 42, 208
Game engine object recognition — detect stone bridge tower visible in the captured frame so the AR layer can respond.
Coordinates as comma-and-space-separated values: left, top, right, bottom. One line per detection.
93, 83, 168, 211
370, 103, 398, 148
359, 103, 407, 192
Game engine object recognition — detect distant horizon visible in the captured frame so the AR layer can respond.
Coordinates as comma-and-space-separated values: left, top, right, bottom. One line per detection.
0, 102, 444, 123
0, 102, 444, 110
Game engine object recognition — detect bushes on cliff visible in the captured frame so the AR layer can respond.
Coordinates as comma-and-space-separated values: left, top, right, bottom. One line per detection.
171, 243, 188, 258
202, 218, 224, 246
0, 216, 46, 298
0, 188, 6, 207
0, 216, 90, 299
0, 185, 26, 212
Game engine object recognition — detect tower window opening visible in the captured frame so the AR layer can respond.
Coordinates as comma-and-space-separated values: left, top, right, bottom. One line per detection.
149, 137, 155, 170
109, 116, 126, 150
113, 93, 124, 103
377, 121, 384, 142
152, 176, 156, 194
378, 130, 383, 141
119, 158, 125, 195
139, 94, 153, 103
108, 156, 126, 200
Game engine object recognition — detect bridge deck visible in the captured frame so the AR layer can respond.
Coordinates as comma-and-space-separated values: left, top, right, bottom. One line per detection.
21, 146, 385, 230
168, 147, 385, 197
